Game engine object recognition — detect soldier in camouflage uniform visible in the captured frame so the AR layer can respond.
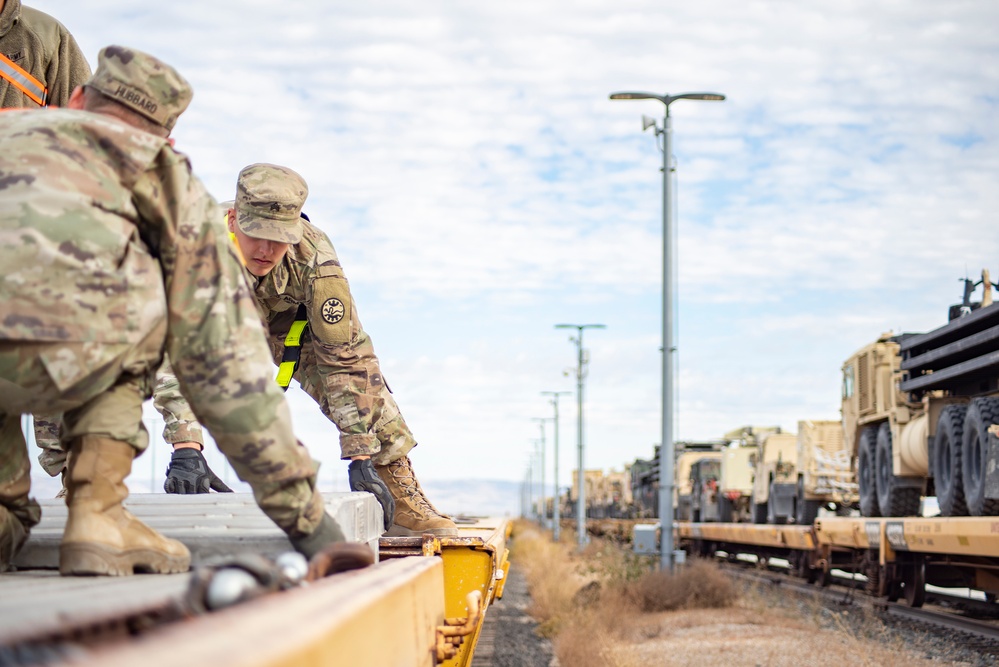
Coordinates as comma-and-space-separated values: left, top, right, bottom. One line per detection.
2, 0, 92, 472
0, 0, 91, 109
157, 163, 458, 537
1, 0, 125, 492
0, 46, 345, 575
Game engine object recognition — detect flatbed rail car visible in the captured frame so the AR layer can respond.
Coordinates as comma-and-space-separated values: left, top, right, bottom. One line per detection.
0, 494, 510, 667
674, 517, 999, 608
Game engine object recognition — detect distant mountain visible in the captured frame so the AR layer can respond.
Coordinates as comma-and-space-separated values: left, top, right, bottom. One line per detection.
29, 470, 523, 520
418, 478, 521, 519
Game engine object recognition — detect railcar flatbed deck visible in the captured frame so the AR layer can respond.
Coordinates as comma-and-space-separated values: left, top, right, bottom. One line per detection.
0, 495, 508, 666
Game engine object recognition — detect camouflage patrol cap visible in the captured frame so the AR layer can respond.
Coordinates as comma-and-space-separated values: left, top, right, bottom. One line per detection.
86, 45, 193, 132
235, 164, 308, 245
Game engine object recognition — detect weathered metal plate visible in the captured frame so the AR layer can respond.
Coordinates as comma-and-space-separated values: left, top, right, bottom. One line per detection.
0, 570, 190, 648
3, 558, 445, 667
816, 516, 999, 557
12, 492, 382, 569
1, 492, 383, 653
677, 522, 815, 549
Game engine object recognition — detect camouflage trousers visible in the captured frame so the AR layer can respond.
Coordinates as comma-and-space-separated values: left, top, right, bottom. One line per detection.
276, 330, 417, 466
0, 332, 162, 565
0, 414, 40, 569
0, 336, 326, 542
33, 414, 64, 477
19, 340, 161, 479
34, 355, 204, 478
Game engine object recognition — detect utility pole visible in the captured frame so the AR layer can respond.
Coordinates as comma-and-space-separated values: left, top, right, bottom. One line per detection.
542, 390, 571, 542
525, 460, 533, 520
533, 418, 550, 529
555, 323, 606, 549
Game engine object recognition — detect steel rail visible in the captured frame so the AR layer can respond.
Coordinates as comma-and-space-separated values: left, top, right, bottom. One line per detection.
719, 560, 999, 646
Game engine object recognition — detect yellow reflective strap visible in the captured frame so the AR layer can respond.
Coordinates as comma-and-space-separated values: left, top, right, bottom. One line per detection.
284, 319, 307, 347
275, 305, 309, 390
275, 361, 297, 388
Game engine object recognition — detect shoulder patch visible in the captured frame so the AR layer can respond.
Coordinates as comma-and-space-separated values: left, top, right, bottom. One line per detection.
310, 275, 351, 345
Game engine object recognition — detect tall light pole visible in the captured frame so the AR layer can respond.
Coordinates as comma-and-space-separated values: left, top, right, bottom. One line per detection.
533, 418, 550, 529
531, 440, 542, 522
555, 323, 606, 549
520, 469, 529, 518
524, 460, 533, 519
609, 90, 725, 572
542, 390, 571, 542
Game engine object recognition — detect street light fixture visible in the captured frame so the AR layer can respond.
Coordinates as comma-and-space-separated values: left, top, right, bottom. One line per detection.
609, 90, 725, 572
542, 390, 571, 542
555, 323, 606, 549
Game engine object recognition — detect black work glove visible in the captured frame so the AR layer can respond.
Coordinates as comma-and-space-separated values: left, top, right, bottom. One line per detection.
348, 459, 395, 531
165, 447, 234, 494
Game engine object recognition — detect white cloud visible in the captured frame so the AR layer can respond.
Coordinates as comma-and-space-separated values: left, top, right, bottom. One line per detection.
22, 0, 999, 495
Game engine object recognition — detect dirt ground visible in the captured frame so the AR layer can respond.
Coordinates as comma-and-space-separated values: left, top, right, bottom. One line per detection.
602, 605, 941, 667
510, 523, 982, 667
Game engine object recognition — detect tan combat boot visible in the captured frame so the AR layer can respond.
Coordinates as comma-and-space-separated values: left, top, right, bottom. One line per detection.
376, 457, 458, 537
60, 435, 190, 576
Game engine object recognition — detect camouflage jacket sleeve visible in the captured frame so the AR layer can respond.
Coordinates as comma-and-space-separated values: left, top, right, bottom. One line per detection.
152, 357, 204, 446
0, 2, 92, 109
131, 147, 316, 497
295, 226, 416, 460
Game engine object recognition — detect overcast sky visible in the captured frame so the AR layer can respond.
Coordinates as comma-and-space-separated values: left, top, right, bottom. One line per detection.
24, 0, 999, 500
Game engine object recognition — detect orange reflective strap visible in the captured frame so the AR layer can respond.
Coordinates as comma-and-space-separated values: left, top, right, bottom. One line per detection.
0, 52, 48, 106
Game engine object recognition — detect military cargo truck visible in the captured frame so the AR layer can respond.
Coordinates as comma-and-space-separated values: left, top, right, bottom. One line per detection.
689, 458, 721, 523
716, 425, 782, 523
674, 441, 724, 521
842, 274, 999, 517
629, 454, 659, 518
749, 431, 798, 524
793, 419, 856, 524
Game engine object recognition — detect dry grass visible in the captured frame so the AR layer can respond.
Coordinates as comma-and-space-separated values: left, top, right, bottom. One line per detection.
625, 559, 735, 612
509, 521, 948, 667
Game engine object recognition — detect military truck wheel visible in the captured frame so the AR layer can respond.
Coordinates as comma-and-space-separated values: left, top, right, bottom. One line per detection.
858, 425, 881, 517
935, 404, 969, 516
767, 484, 787, 525
875, 422, 921, 516
903, 557, 926, 608
751, 497, 767, 524
961, 397, 999, 516
718, 496, 734, 523
795, 477, 821, 525
886, 575, 902, 603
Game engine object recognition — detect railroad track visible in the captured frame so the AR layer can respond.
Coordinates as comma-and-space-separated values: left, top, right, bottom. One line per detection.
719, 559, 999, 654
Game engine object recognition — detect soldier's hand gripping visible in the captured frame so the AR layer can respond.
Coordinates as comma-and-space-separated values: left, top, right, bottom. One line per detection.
348, 458, 395, 531
164, 447, 234, 494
